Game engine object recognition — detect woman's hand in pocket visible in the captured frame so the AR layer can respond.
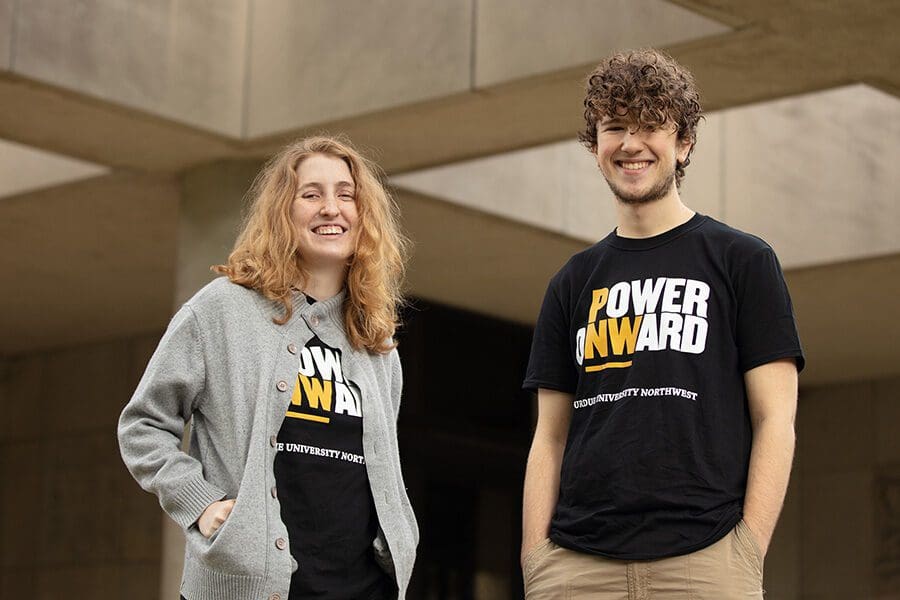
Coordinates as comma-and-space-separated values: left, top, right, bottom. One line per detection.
198, 499, 235, 538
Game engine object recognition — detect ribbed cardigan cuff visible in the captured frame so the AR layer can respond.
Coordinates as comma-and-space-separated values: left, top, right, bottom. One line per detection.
167, 477, 227, 530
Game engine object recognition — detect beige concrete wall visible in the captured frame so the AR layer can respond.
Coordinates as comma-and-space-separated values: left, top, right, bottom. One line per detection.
175, 159, 261, 306
3, 0, 733, 142
788, 377, 900, 599
0, 333, 163, 600
475, 0, 728, 86
0, 0, 13, 70
0, 138, 108, 199
724, 84, 900, 268
245, 0, 729, 137
245, 0, 473, 137
12, 0, 249, 136
0, 173, 180, 356
396, 140, 616, 241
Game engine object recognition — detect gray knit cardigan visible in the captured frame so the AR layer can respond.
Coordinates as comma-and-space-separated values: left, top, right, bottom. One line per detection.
118, 278, 418, 600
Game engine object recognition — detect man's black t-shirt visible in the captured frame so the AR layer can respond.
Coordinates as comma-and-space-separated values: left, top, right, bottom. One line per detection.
523, 214, 804, 560
274, 305, 394, 599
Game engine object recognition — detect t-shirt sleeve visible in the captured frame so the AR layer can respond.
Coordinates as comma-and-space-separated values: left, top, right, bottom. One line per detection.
523, 273, 578, 392
734, 246, 805, 373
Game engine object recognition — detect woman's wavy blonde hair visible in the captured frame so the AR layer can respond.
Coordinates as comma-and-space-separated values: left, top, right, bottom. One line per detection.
213, 135, 408, 354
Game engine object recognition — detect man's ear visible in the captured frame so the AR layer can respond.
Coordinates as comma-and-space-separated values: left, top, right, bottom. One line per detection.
677, 136, 693, 163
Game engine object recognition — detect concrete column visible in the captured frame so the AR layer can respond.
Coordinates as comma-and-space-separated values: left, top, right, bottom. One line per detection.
175, 160, 261, 305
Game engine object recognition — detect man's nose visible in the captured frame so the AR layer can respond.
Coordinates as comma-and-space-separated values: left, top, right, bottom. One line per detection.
620, 129, 643, 151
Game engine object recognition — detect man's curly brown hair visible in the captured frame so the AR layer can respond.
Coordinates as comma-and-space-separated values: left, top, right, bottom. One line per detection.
578, 48, 703, 186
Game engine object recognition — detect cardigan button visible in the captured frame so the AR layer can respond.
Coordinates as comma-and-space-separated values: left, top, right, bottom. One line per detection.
275, 537, 287, 550
276, 380, 288, 392
271, 486, 278, 499
270, 594, 281, 600
287, 343, 297, 354
310, 315, 320, 327
270, 435, 278, 448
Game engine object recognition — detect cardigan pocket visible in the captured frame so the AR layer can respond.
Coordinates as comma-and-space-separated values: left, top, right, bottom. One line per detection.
185, 488, 265, 576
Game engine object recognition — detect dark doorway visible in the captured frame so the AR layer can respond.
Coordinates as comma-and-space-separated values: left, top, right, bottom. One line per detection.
396, 299, 535, 599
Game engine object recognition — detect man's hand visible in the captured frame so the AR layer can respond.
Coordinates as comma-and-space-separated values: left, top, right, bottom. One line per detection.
197, 499, 235, 538
521, 537, 550, 570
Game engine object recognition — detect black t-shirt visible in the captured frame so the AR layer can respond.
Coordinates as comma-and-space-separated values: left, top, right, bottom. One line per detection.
275, 307, 394, 599
523, 214, 804, 560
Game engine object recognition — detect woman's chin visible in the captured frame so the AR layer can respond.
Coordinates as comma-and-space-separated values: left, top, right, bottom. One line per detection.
302, 252, 353, 271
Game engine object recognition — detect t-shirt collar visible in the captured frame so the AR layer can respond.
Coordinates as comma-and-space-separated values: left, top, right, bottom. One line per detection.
606, 213, 707, 251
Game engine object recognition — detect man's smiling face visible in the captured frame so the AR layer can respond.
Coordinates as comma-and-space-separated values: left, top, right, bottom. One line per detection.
595, 116, 693, 206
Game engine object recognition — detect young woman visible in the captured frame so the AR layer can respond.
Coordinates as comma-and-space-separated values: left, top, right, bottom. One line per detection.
118, 136, 418, 600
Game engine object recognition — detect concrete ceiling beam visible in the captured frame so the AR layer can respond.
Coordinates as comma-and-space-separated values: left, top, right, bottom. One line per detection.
1, 0, 896, 174
0, 172, 179, 355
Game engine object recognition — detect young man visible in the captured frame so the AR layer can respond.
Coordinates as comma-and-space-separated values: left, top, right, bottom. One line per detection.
521, 49, 804, 598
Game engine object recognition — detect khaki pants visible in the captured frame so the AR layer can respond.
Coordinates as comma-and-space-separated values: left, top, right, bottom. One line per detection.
523, 520, 764, 599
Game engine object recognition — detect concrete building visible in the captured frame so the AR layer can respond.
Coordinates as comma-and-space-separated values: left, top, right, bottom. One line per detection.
1, 1, 898, 598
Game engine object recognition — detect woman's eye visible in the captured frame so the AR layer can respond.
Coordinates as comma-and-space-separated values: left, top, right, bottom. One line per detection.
302, 194, 319, 200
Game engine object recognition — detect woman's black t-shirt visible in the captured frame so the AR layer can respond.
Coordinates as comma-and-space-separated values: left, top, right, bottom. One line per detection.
523, 214, 804, 560
274, 298, 394, 599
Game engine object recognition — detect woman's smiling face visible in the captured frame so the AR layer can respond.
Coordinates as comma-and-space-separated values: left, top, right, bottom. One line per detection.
291, 153, 359, 271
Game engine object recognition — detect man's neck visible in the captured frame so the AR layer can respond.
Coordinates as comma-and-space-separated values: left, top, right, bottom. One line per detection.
614, 190, 694, 239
